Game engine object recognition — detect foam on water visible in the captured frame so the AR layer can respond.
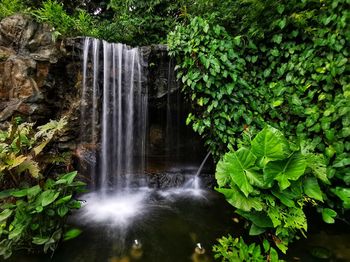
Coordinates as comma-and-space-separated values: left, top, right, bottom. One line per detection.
79, 189, 151, 227
77, 177, 206, 228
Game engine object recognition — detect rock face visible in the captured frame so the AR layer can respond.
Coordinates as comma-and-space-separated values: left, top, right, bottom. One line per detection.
0, 14, 82, 150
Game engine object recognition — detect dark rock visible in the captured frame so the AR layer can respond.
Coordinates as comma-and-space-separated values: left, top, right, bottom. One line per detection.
0, 14, 82, 153
0, 99, 22, 121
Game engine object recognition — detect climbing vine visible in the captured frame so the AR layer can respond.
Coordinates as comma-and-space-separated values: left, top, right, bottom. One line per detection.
168, 0, 350, 210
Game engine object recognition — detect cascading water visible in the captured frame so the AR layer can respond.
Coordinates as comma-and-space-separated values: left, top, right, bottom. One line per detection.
81, 38, 147, 192
79, 38, 205, 232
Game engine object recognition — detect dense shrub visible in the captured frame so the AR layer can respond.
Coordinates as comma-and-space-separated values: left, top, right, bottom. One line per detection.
216, 126, 331, 253
168, 0, 350, 210
0, 0, 28, 19
0, 119, 85, 259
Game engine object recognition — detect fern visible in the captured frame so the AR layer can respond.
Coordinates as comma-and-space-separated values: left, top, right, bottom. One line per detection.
0, 118, 67, 185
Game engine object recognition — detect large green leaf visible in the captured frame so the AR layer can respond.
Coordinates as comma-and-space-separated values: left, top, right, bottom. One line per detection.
264, 153, 307, 190
303, 177, 323, 202
215, 148, 256, 197
251, 126, 290, 161
333, 158, 350, 168
236, 210, 273, 228
331, 187, 350, 208
271, 190, 295, 207
249, 224, 266, 236
215, 148, 256, 196
245, 169, 266, 189
216, 187, 263, 212
10, 189, 28, 197
26, 185, 42, 199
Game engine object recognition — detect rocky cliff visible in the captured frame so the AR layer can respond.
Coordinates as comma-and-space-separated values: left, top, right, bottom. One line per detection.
0, 14, 82, 151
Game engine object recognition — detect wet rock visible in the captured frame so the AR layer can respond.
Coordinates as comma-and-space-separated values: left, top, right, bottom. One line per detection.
147, 172, 215, 189
0, 46, 14, 60
0, 14, 82, 152
0, 99, 22, 121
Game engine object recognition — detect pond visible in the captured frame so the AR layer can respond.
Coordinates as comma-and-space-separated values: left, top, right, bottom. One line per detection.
8, 184, 350, 262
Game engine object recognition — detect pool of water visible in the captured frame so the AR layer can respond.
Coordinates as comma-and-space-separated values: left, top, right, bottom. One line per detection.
9, 189, 239, 262
7, 189, 350, 262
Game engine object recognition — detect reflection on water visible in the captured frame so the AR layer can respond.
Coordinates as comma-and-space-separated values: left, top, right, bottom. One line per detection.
286, 218, 350, 262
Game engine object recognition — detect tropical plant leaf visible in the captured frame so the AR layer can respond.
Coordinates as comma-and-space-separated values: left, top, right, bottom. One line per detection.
249, 224, 266, 235
321, 208, 337, 224
0, 209, 12, 222
333, 158, 350, 168
236, 210, 273, 228
57, 206, 69, 217
216, 148, 256, 197
8, 224, 25, 240
55, 171, 77, 185
251, 126, 290, 161
39, 190, 60, 207
264, 153, 307, 190
10, 189, 28, 197
331, 187, 350, 208
26, 185, 42, 199
245, 169, 267, 188
55, 195, 72, 205
304, 177, 323, 202
216, 187, 263, 212
35, 118, 67, 140
271, 190, 295, 207
267, 206, 282, 227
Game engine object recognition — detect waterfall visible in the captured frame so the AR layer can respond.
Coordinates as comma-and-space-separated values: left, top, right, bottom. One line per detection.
81, 38, 147, 192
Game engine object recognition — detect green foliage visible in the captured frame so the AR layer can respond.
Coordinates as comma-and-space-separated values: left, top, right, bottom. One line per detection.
32, 0, 74, 37
31, 0, 99, 40
168, 17, 248, 158
213, 235, 282, 262
103, 0, 189, 45
0, 0, 28, 19
0, 118, 85, 259
168, 0, 350, 210
215, 126, 334, 253
0, 171, 85, 259
0, 118, 67, 185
